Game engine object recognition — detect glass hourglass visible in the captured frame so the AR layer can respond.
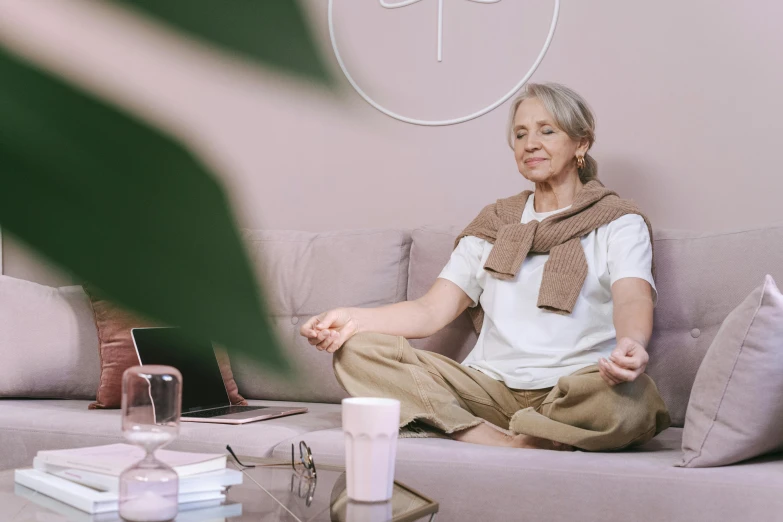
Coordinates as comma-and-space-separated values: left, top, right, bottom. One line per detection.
119, 365, 182, 522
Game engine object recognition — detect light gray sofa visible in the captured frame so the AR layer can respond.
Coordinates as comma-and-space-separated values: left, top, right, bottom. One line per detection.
2, 224, 783, 521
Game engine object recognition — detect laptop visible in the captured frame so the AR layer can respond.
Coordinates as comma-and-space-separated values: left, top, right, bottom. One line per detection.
131, 327, 307, 425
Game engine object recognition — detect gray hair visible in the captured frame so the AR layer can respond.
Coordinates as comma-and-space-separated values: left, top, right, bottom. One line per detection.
506, 82, 598, 183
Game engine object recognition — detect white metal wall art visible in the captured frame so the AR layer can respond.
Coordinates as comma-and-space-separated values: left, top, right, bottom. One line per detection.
380, 0, 503, 63
327, 0, 561, 126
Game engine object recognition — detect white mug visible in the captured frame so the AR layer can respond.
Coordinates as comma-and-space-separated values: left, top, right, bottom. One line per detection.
346, 500, 393, 522
341, 397, 400, 502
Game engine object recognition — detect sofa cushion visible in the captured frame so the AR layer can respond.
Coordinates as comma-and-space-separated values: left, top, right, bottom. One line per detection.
0, 399, 341, 471
270, 427, 783, 522
645, 225, 783, 426
234, 229, 411, 403
406, 227, 478, 362
0, 276, 100, 399
679, 274, 783, 467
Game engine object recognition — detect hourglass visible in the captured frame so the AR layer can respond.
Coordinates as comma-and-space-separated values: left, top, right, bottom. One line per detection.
119, 365, 182, 522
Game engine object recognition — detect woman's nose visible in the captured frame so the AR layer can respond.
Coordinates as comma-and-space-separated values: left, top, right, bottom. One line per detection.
525, 136, 542, 151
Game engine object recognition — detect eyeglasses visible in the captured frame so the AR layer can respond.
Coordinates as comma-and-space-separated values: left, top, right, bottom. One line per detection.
291, 467, 317, 506
291, 440, 317, 479
226, 441, 317, 479
226, 442, 318, 507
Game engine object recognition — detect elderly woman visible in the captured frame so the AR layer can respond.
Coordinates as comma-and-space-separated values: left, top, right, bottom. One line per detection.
300, 83, 670, 452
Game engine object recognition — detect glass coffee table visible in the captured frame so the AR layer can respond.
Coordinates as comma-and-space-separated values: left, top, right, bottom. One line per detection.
2, 454, 438, 522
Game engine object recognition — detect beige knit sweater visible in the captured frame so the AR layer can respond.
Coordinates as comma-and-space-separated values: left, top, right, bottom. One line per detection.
455, 179, 656, 334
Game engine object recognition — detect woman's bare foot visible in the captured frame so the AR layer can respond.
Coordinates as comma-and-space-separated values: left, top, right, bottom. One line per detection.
511, 433, 575, 451
450, 421, 575, 451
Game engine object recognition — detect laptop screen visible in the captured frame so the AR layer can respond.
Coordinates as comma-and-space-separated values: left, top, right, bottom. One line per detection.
131, 327, 230, 414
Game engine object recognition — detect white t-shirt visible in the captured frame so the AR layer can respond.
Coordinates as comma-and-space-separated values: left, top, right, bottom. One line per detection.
437, 193, 657, 390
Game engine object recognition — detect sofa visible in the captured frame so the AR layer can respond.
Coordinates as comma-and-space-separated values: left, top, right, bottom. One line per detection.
2, 224, 783, 521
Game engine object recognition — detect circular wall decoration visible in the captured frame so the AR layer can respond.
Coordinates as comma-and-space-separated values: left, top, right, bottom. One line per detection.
327, 0, 561, 126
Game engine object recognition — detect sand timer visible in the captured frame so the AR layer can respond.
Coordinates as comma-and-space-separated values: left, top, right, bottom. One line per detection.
119, 365, 182, 522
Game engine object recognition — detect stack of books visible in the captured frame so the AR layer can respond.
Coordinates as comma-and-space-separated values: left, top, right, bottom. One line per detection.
14, 443, 243, 519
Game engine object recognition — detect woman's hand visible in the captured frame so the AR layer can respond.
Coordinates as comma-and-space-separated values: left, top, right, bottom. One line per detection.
299, 308, 360, 353
597, 337, 649, 386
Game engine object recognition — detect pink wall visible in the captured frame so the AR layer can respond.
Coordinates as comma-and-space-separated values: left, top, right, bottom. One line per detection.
1, 0, 782, 285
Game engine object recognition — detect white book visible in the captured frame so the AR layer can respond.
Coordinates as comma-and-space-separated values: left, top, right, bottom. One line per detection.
15, 483, 243, 522
33, 458, 243, 493
14, 469, 226, 514
35, 444, 227, 477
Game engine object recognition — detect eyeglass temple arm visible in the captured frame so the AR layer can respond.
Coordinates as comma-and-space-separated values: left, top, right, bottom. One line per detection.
226, 444, 256, 468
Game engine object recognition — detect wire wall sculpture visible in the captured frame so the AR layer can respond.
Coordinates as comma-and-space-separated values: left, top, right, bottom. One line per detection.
328, 0, 560, 126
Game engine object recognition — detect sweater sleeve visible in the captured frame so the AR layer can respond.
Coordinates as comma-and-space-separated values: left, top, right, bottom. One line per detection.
437, 236, 484, 308
607, 214, 658, 307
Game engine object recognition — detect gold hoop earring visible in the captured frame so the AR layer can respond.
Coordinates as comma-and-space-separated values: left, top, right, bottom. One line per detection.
576, 155, 585, 169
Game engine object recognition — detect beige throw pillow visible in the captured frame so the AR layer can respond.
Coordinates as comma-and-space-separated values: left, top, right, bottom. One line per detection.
678, 274, 783, 467
0, 276, 100, 399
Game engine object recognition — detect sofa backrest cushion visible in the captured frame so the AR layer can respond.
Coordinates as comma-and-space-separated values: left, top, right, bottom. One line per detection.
234, 229, 411, 403
645, 225, 783, 426
406, 226, 478, 361
406, 224, 783, 428
0, 275, 100, 399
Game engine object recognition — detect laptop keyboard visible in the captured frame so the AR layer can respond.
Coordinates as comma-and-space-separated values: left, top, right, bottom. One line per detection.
184, 405, 268, 418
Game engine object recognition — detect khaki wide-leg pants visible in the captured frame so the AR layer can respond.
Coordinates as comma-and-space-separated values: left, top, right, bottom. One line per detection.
333, 332, 671, 452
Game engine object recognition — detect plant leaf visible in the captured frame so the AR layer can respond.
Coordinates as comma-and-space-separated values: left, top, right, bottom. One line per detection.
110, 0, 332, 85
0, 46, 289, 373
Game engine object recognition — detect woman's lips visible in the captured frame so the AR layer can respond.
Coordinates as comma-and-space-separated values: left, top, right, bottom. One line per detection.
525, 158, 547, 165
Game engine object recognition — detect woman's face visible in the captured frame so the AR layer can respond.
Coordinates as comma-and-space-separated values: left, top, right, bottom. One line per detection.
512, 97, 587, 184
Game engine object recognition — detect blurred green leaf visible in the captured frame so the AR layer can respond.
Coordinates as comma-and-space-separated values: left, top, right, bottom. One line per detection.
111, 0, 331, 85
0, 47, 288, 373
